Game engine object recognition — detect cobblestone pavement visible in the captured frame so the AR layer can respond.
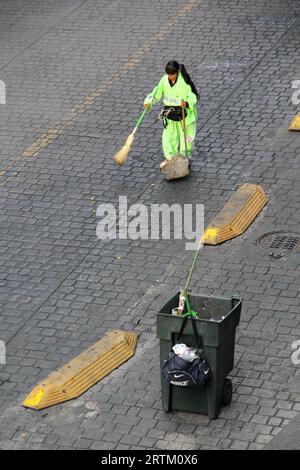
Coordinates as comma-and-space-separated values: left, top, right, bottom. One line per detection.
0, 0, 299, 450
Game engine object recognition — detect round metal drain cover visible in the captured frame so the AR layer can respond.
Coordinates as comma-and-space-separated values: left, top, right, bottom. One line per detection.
257, 231, 300, 254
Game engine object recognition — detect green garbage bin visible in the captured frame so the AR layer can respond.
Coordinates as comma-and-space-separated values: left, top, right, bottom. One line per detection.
157, 292, 242, 419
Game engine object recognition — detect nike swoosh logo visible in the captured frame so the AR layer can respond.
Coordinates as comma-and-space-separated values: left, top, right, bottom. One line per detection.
174, 374, 185, 379
204, 369, 210, 375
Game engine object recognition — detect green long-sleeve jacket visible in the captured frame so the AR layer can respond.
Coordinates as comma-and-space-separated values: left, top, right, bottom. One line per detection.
144, 73, 198, 126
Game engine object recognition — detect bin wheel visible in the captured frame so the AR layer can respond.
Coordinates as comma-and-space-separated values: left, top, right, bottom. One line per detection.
222, 379, 232, 406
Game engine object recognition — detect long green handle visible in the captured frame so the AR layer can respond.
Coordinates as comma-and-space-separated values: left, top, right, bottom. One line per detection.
184, 238, 202, 291
132, 85, 158, 134
132, 109, 148, 134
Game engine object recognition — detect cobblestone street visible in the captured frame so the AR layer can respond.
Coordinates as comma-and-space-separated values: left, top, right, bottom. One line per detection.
0, 0, 299, 450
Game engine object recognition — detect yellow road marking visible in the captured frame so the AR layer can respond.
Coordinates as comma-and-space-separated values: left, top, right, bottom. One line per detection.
0, 0, 202, 186
23, 0, 202, 159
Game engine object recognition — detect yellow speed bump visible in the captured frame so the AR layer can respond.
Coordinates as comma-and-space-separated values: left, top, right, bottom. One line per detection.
204, 183, 268, 245
289, 112, 300, 131
23, 330, 138, 410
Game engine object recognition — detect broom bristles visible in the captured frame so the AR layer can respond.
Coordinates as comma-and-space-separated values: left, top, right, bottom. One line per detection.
113, 133, 135, 165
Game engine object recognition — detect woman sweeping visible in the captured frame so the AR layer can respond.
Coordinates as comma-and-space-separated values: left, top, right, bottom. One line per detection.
144, 60, 199, 168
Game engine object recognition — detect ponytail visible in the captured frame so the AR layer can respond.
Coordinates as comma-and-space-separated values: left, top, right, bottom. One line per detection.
180, 64, 199, 100
165, 60, 199, 100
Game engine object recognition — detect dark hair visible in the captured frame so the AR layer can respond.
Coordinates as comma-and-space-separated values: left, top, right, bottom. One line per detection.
165, 60, 199, 100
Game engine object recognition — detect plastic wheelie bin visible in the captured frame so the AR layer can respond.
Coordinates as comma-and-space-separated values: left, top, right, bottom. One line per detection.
157, 292, 242, 419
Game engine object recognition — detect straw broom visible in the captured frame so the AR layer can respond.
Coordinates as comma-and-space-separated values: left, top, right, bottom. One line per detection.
113, 108, 148, 165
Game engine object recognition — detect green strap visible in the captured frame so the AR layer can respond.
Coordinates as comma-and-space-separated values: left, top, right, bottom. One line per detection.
184, 289, 191, 314
184, 289, 198, 318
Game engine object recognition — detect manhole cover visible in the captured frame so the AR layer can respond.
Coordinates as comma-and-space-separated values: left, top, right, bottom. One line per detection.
257, 231, 300, 255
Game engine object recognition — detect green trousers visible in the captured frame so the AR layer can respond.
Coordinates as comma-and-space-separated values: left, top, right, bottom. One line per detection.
162, 120, 196, 160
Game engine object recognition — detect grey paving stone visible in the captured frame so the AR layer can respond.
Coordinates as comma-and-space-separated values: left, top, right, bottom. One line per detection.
74, 438, 93, 449
230, 440, 249, 450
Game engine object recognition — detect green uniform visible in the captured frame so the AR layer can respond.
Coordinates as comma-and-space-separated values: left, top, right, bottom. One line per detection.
144, 73, 197, 160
